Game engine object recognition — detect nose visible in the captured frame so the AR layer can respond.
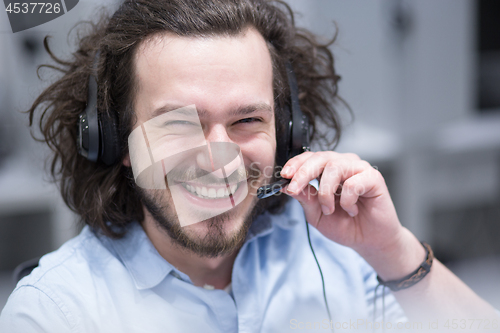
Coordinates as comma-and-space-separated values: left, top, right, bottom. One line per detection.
196, 125, 241, 178
204, 124, 231, 144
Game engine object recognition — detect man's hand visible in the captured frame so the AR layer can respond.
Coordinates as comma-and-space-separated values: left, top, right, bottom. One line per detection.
280, 150, 428, 281
281, 151, 405, 255
280, 151, 500, 327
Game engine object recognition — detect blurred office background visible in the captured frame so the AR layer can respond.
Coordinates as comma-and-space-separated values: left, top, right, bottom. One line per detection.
1, 0, 499, 310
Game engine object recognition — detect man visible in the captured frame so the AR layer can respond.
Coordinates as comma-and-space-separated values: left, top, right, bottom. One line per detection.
1, 0, 498, 332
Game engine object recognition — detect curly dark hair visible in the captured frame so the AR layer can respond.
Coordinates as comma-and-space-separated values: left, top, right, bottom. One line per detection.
29, 0, 344, 238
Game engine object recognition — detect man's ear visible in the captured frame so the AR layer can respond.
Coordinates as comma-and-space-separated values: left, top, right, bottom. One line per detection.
123, 153, 131, 167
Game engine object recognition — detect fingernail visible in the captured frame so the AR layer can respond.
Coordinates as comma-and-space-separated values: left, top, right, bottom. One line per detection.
281, 166, 291, 176
321, 205, 330, 215
348, 211, 356, 217
287, 181, 298, 193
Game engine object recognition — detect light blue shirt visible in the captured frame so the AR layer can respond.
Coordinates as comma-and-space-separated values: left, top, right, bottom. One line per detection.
0, 199, 406, 332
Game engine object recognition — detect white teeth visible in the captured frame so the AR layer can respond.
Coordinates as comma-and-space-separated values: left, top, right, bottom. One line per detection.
184, 184, 239, 199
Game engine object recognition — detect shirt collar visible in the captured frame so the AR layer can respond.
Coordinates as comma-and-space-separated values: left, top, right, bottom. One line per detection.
110, 222, 175, 290
106, 199, 303, 290
245, 198, 303, 240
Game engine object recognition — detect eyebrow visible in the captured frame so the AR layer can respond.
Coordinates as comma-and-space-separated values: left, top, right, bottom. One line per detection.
150, 104, 194, 118
227, 103, 273, 117
150, 103, 273, 119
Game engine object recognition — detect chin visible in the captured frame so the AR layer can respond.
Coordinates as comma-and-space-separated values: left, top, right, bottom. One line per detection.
139, 174, 265, 257
184, 195, 255, 237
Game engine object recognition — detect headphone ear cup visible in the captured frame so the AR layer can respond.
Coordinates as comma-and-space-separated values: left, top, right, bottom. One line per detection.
99, 111, 120, 166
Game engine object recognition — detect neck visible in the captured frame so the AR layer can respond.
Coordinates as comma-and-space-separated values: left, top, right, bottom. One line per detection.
142, 213, 237, 290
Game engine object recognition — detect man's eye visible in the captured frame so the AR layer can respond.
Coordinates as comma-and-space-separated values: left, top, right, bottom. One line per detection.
164, 120, 196, 127
236, 118, 261, 124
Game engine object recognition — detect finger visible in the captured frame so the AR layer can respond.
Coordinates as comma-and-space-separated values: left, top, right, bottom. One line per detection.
281, 151, 363, 180
283, 184, 323, 228
285, 153, 330, 195
339, 168, 384, 216
318, 159, 373, 214
282, 151, 372, 199
317, 160, 343, 215
280, 151, 315, 178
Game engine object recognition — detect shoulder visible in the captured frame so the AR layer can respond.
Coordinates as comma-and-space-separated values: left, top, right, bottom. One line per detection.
0, 283, 76, 332
0, 227, 125, 332
18, 226, 117, 293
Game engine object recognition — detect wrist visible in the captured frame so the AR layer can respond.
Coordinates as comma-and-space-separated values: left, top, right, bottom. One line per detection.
357, 227, 427, 281
377, 241, 433, 291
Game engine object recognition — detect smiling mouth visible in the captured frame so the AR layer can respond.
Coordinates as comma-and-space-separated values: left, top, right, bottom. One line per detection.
182, 182, 240, 200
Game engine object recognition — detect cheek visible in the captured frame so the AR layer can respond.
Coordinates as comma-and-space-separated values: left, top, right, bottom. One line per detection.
242, 143, 276, 178
236, 120, 276, 178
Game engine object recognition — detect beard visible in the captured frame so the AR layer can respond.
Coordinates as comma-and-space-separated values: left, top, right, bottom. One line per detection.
135, 165, 267, 258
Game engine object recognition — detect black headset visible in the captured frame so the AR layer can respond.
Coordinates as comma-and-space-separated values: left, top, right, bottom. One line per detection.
77, 52, 310, 181
283, 61, 310, 162
77, 51, 120, 166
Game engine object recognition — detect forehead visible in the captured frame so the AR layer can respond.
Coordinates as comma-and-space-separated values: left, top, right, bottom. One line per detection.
132, 28, 274, 119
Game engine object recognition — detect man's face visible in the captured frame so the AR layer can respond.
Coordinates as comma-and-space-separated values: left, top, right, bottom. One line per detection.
130, 28, 276, 257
